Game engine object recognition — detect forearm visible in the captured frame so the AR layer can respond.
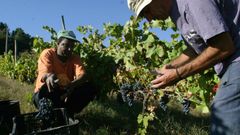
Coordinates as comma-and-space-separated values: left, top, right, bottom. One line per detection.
170, 47, 197, 68
177, 32, 235, 78
177, 47, 221, 78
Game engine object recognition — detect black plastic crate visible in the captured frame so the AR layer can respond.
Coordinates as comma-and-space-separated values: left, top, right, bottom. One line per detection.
0, 100, 21, 135
10, 108, 79, 135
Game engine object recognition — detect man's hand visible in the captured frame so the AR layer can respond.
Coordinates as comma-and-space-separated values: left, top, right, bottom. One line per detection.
60, 74, 88, 102
151, 32, 235, 89
61, 85, 74, 102
151, 64, 180, 89
45, 73, 59, 92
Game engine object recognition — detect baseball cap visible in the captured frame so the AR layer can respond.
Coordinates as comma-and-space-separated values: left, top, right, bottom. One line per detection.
57, 30, 79, 42
127, 0, 152, 17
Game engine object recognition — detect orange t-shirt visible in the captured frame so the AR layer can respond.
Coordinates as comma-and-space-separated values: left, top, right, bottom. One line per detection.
34, 48, 85, 92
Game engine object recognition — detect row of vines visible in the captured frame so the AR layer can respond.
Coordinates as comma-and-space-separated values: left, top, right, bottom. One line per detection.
0, 17, 219, 134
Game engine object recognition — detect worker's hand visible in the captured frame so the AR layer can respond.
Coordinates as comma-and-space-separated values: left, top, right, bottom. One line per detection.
61, 84, 74, 102
151, 64, 179, 89
45, 73, 59, 92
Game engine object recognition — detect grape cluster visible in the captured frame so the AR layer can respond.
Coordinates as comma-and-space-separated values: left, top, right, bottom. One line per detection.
119, 82, 191, 115
182, 99, 191, 115
132, 81, 143, 91
119, 81, 143, 107
35, 98, 54, 128
159, 94, 169, 111
119, 83, 134, 107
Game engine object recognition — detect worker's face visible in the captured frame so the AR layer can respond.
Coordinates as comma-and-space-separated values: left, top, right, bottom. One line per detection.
57, 38, 75, 58
141, 0, 172, 21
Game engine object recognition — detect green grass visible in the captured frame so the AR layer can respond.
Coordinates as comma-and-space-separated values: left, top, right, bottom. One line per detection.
0, 75, 210, 135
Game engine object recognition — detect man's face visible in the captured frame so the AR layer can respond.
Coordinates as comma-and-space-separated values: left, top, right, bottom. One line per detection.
141, 0, 172, 21
57, 38, 75, 58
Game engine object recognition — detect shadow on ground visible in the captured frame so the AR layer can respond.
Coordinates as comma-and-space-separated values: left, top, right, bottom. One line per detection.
75, 96, 210, 135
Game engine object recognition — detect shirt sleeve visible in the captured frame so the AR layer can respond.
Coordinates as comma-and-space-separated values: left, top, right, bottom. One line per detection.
188, 0, 229, 42
34, 49, 54, 92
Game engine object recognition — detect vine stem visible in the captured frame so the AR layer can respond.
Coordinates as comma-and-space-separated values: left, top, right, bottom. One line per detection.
135, 90, 150, 114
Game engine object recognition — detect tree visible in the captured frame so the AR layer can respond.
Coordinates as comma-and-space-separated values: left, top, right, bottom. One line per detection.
0, 22, 9, 54
10, 28, 33, 54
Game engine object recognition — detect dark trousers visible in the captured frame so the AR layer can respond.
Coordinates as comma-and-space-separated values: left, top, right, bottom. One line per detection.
33, 82, 97, 114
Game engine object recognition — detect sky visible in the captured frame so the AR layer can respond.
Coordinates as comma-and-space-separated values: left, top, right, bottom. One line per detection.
0, 0, 173, 43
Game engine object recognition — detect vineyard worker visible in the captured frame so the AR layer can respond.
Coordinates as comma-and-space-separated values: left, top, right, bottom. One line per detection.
128, 0, 240, 134
33, 30, 97, 117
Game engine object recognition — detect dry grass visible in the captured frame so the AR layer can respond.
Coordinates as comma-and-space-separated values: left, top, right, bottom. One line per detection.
0, 75, 36, 113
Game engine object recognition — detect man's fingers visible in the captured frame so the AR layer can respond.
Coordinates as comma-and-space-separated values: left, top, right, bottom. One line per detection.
51, 79, 59, 88
151, 77, 164, 88
151, 76, 163, 84
64, 97, 68, 102
47, 79, 56, 92
54, 79, 59, 83
50, 80, 55, 87
47, 84, 53, 93
151, 83, 164, 89
151, 76, 165, 89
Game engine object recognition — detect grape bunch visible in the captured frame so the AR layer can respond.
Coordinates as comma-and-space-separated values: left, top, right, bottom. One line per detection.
132, 81, 143, 91
119, 81, 143, 107
182, 99, 191, 115
159, 93, 170, 111
119, 83, 132, 102
119, 83, 134, 107
35, 98, 54, 128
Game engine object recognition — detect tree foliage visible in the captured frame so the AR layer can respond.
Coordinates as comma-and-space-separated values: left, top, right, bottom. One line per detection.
0, 22, 33, 55
11, 28, 33, 53
0, 22, 9, 54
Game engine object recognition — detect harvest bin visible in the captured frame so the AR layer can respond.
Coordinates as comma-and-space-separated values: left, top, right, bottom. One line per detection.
10, 108, 79, 135
0, 100, 21, 135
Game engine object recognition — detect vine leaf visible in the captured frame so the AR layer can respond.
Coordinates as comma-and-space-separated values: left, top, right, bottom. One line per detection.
146, 47, 155, 58
144, 34, 155, 44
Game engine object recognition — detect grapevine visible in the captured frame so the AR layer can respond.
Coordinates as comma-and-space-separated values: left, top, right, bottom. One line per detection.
0, 16, 219, 135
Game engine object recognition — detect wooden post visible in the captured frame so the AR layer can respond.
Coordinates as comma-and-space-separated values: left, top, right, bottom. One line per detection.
61, 15, 66, 30
14, 39, 17, 63
5, 28, 8, 53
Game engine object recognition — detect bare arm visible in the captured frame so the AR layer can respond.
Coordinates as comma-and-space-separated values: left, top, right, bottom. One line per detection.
169, 47, 198, 68
151, 32, 235, 88
177, 32, 235, 78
